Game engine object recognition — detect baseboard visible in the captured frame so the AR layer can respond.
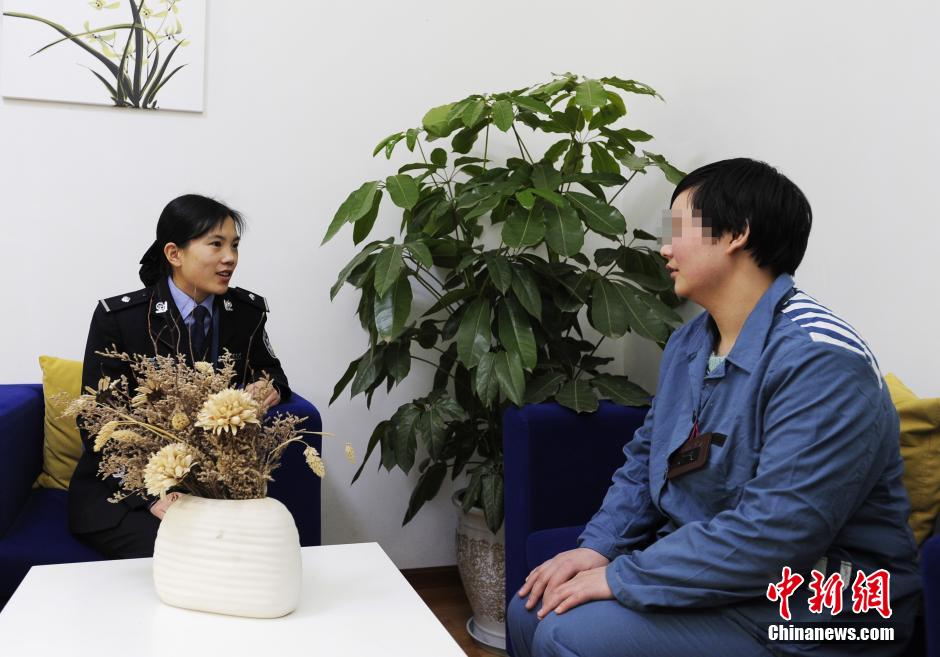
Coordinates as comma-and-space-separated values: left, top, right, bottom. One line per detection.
401, 564, 461, 590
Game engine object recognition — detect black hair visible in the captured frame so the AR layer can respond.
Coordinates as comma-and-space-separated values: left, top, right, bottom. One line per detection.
138, 194, 245, 286
670, 158, 812, 275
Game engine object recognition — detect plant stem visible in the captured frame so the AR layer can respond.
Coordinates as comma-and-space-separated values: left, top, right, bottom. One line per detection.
609, 169, 639, 204
483, 123, 490, 172
412, 355, 456, 381
416, 139, 452, 200
511, 125, 533, 163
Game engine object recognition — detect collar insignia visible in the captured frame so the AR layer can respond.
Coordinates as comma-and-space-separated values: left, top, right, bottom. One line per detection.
121, 295, 131, 303
155, 301, 168, 314
223, 299, 234, 311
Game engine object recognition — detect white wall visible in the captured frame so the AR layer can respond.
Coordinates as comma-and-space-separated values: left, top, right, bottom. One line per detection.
1, 1, 937, 568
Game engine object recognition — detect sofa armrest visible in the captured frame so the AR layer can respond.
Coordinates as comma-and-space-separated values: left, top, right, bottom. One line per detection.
0, 384, 45, 537
923, 534, 940, 657
502, 400, 648, 609
265, 392, 323, 547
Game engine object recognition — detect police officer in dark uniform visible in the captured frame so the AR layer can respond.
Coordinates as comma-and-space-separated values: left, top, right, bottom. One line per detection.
68, 194, 291, 558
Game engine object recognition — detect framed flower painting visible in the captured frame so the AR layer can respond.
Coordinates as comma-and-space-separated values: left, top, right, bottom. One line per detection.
1, 0, 206, 111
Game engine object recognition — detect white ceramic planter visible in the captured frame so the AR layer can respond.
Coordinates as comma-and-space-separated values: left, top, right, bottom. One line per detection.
453, 492, 506, 654
153, 495, 301, 618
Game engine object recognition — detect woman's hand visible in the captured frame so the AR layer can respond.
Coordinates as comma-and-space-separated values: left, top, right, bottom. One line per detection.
149, 492, 183, 520
538, 566, 614, 617
517, 547, 609, 613
245, 380, 280, 412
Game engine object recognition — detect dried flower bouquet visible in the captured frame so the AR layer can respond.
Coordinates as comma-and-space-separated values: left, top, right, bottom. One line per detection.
63, 349, 349, 501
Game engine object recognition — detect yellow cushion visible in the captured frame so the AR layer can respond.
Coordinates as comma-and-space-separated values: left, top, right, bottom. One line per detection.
35, 355, 84, 490
886, 373, 940, 545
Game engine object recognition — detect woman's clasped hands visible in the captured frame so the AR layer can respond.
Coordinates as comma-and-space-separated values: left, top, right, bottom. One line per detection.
517, 547, 615, 618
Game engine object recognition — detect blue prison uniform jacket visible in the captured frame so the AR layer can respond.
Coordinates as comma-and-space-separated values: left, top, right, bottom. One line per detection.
578, 273, 921, 649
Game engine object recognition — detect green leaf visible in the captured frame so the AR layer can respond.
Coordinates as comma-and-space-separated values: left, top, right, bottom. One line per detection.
531, 163, 562, 191
543, 139, 571, 164
566, 191, 626, 237
374, 244, 405, 296
590, 278, 629, 337
462, 471, 483, 512
452, 125, 482, 154
462, 99, 486, 128
374, 276, 413, 342
386, 341, 412, 383
502, 205, 545, 248
523, 372, 566, 404
492, 99, 514, 131
633, 228, 658, 241
403, 461, 447, 525
330, 356, 362, 405
618, 151, 650, 172
644, 151, 686, 185
392, 405, 421, 473
404, 241, 433, 268
474, 351, 499, 406
405, 128, 419, 151
349, 181, 381, 221
483, 252, 513, 293
530, 188, 565, 207
430, 148, 447, 167
353, 190, 383, 245
456, 299, 492, 368
602, 76, 660, 98
351, 346, 384, 397
561, 140, 584, 175
609, 282, 671, 342
498, 298, 537, 370
373, 131, 404, 158
589, 374, 650, 407
543, 202, 584, 256
513, 95, 553, 115
555, 379, 599, 413
322, 181, 378, 245
616, 247, 672, 291
574, 79, 606, 110
481, 473, 504, 533
351, 420, 388, 484
386, 174, 420, 210
510, 265, 542, 321
422, 286, 476, 317
494, 350, 525, 406
423, 103, 458, 138
330, 239, 388, 299
563, 172, 627, 187
515, 189, 536, 210
588, 142, 621, 175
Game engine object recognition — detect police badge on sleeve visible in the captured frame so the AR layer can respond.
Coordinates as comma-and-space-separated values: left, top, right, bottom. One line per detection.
263, 329, 277, 358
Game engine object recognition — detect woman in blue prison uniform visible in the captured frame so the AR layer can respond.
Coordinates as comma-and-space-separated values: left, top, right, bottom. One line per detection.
508, 159, 920, 657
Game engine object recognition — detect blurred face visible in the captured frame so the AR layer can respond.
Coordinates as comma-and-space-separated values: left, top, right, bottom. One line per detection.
660, 189, 727, 302
165, 216, 239, 302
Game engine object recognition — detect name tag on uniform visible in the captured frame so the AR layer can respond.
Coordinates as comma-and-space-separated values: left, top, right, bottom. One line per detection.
667, 430, 726, 479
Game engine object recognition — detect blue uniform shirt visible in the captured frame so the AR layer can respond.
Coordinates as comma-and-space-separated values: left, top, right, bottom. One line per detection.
579, 274, 920, 644
167, 276, 214, 333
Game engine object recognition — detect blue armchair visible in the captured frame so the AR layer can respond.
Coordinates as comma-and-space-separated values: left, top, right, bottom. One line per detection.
502, 400, 937, 656
0, 383, 322, 609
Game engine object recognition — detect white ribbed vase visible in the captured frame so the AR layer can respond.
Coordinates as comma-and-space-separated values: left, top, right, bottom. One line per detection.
152, 495, 301, 618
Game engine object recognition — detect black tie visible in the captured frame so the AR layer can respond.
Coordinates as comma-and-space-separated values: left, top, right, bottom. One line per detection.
191, 305, 209, 357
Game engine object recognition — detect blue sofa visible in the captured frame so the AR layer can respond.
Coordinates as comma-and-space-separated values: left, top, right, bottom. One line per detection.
503, 401, 938, 656
0, 383, 322, 609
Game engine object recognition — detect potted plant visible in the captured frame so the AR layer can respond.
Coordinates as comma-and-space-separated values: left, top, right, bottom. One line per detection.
324, 73, 684, 648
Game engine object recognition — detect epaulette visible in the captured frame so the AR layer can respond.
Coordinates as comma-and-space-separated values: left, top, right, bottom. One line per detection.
99, 288, 150, 313
232, 287, 270, 312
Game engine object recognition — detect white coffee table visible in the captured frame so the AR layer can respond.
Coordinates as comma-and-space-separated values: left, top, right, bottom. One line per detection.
0, 542, 466, 656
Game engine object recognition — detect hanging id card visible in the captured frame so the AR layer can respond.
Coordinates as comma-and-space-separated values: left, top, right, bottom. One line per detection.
667, 424, 726, 479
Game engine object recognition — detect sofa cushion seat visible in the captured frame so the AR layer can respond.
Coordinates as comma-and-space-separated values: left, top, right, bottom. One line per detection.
0, 488, 104, 604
